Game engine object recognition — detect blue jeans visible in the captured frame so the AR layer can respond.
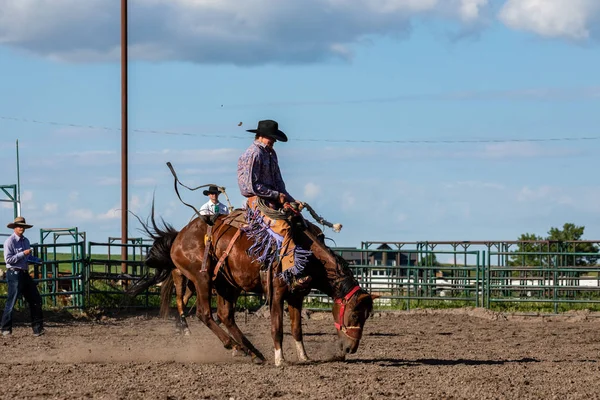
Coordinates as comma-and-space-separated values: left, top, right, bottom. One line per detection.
1, 269, 44, 334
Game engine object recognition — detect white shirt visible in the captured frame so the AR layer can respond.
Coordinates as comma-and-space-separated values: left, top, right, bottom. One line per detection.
199, 200, 230, 216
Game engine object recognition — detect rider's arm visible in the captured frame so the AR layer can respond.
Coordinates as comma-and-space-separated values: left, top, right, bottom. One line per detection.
271, 153, 295, 202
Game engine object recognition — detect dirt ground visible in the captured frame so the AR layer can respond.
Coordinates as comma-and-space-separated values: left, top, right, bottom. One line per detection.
2, 307, 600, 400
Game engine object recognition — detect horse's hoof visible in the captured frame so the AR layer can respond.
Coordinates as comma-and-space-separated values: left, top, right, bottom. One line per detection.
274, 359, 289, 367
251, 355, 266, 365
232, 347, 248, 358
183, 329, 191, 336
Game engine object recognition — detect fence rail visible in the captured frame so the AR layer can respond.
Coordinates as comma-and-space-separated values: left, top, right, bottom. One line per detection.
2, 240, 600, 313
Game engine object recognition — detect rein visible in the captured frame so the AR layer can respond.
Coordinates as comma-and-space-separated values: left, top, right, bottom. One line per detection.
255, 197, 342, 233
334, 285, 362, 340
301, 202, 342, 233
166, 161, 234, 216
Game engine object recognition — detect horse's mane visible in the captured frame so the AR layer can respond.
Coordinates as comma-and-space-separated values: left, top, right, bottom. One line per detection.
305, 230, 359, 299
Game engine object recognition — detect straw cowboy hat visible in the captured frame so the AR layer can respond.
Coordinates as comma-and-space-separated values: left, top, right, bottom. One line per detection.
7, 216, 33, 229
246, 119, 288, 142
203, 185, 221, 196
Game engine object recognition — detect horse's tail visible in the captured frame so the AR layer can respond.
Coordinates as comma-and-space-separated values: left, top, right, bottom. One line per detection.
159, 272, 175, 318
125, 200, 179, 298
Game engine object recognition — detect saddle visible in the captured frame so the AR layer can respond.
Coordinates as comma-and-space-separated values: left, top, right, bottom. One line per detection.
200, 210, 246, 278
219, 210, 247, 230
199, 209, 323, 284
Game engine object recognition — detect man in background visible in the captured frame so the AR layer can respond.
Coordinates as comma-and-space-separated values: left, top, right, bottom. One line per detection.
199, 185, 230, 216
1, 216, 45, 337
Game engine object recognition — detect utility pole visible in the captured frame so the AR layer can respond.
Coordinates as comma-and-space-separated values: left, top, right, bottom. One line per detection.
121, 0, 129, 275
16, 139, 21, 216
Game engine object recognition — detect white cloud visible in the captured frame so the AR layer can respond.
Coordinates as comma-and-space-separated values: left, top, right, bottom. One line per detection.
334, 142, 582, 163
395, 213, 407, 223
98, 207, 120, 221
3, 0, 597, 64
68, 191, 79, 202
21, 190, 34, 202
0, 0, 491, 64
478, 142, 578, 159
97, 177, 120, 186
516, 185, 575, 208
133, 178, 158, 186
53, 150, 119, 167
130, 194, 151, 213
95, 194, 150, 222
499, 0, 600, 40
341, 191, 356, 211
136, 148, 239, 165
458, 0, 488, 22
67, 208, 95, 222
52, 126, 105, 138
303, 182, 321, 200
444, 180, 505, 190
43, 203, 58, 214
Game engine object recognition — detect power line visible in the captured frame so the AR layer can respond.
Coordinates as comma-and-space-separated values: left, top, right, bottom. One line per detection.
0, 116, 245, 139
2, 115, 599, 144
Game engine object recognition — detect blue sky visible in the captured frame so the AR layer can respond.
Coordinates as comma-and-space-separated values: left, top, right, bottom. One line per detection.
1, 0, 600, 252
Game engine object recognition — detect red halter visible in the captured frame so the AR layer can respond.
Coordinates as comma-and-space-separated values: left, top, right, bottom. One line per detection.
334, 285, 362, 339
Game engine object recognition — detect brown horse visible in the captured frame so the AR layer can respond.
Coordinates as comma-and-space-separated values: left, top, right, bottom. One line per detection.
134, 206, 376, 366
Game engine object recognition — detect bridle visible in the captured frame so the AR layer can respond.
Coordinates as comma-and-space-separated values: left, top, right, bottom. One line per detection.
334, 285, 363, 340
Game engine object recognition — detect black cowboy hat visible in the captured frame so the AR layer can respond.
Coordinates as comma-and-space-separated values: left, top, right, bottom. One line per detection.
7, 216, 33, 229
246, 119, 288, 142
203, 185, 221, 196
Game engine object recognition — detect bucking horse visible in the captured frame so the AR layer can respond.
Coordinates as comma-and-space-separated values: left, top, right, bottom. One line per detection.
130, 201, 376, 366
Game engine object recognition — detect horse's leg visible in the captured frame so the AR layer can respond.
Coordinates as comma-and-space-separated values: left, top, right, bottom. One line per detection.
216, 292, 266, 364
287, 294, 309, 362
270, 284, 288, 367
182, 278, 196, 317
189, 266, 242, 353
172, 270, 191, 335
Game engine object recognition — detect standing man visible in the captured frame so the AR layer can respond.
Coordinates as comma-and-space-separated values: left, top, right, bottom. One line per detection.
1, 216, 45, 337
237, 119, 312, 292
199, 185, 230, 216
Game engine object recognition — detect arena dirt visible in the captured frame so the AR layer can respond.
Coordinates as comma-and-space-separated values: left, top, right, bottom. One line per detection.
2, 307, 600, 399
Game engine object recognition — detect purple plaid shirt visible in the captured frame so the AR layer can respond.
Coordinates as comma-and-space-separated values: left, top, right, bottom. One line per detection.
237, 141, 293, 201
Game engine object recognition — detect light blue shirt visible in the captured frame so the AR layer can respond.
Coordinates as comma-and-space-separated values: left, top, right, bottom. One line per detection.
3, 232, 42, 270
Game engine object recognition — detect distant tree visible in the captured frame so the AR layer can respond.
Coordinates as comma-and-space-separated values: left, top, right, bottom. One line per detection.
509, 233, 545, 266
509, 223, 599, 267
418, 253, 440, 266
547, 223, 599, 266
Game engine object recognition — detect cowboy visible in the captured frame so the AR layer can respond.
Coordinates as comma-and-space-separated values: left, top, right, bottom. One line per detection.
199, 185, 230, 216
237, 119, 312, 292
1, 216, 45, 337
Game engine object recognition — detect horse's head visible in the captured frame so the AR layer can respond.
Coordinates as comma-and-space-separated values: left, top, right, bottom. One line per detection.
332, 286, 376, 356
300, 224, 378, 358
